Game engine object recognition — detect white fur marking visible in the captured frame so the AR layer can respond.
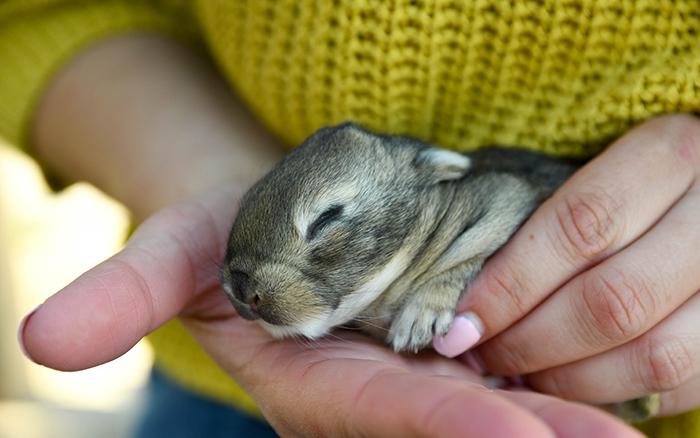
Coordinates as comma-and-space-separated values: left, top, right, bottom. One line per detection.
221, 282, 233, 297
324, 248, 414, 329
259, 315, 332, 340
419, 149, 471, 171
256, 247, 412, 340
293, 185, 359, 239
259, 241, 412, 339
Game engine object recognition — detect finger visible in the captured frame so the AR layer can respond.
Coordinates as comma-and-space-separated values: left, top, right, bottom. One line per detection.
524, 290, 700, 407
459, 114, 700, 341
496, 390, 645, 438
186, 316, 642, 438
188, 317, 546, 438
656, 374, 700, 417
332, 368, 552, 438
336, 371, 642, 438
476, 179, 700, 375
345, 373, 616, 438
19, 184, 245, 371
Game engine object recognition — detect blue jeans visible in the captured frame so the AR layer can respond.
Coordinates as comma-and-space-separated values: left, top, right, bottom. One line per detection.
134, 369, 279, 438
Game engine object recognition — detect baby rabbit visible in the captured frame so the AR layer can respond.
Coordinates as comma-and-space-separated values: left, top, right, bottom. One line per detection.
221, 122, 658, 423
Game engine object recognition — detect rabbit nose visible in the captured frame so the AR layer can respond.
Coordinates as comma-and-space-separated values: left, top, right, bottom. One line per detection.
226, 270, 262, 318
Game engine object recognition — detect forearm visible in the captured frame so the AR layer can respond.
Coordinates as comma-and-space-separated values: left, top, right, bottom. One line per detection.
32, 33, 284, 221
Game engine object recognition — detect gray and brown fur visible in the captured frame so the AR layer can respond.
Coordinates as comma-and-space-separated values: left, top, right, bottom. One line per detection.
221, 122, 658, 423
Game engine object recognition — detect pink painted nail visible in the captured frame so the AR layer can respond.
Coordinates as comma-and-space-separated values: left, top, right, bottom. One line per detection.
17, 305, 40, 363
433, 311, 484, 358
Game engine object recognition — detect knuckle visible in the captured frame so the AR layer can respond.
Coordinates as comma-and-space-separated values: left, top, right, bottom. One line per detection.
554, 187, 623, 263
580, 267, 655, 346
483, 263, 531, 317
641, 334, 695, 393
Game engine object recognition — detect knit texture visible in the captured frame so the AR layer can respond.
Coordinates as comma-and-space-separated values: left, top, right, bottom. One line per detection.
198, 0, 700, 158
637, 410, 700, 438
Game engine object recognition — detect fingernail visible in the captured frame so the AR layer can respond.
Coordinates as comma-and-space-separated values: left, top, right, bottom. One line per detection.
17, 304, 40, 363
433, 311, 484, 358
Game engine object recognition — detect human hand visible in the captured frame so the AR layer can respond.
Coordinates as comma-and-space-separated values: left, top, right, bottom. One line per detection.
20, 32, 646, 435
442, 114, 700, 418
18, 182, 644, 438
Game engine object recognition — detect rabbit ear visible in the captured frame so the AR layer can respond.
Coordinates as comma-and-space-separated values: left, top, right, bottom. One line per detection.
415, 148, 472, 184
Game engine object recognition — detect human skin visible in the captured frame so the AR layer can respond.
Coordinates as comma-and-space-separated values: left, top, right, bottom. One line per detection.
19, 34, 646, 437
447, 114, 700, 417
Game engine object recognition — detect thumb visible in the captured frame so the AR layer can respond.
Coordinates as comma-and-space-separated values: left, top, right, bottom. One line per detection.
19, 183, 244, 371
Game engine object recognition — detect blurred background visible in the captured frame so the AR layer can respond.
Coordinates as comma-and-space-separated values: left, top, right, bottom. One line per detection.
0, 140, 153, 438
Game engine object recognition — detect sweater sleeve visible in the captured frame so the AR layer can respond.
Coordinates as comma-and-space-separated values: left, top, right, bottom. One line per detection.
0, 0, 200, 151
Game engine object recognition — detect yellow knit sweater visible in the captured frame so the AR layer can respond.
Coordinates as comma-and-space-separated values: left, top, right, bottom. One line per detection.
2, 1, 699, 436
